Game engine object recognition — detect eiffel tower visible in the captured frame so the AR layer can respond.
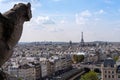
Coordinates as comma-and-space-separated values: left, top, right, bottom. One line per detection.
80, 32, 84, 46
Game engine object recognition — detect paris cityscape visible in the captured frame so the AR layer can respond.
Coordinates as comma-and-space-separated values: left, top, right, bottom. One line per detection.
2, 32, 120, 80
1, 0, 120, 80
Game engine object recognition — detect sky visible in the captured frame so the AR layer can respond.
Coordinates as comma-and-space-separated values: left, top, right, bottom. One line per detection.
0, 0, 120, 42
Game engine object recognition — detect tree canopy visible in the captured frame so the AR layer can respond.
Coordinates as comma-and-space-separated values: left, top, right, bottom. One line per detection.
113, 56, 119, 62
80, 71, 98, 80
72, 55, 84, 63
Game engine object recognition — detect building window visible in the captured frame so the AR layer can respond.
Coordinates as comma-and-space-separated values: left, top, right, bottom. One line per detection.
108, 71, 110, 73
112, 75, 114, 78
105, 75, 107, 78
105, 70, 107, 73
108, 75, 110, 78
112, 71, 114, 74
118, 75, 120, 78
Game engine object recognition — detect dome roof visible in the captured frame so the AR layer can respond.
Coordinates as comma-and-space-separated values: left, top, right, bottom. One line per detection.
103, 57, 115, 67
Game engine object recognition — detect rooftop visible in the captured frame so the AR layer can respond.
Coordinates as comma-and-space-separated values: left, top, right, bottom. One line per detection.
103, 57, 115, 67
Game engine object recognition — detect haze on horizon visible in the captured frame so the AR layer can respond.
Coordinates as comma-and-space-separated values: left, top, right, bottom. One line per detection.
1, 0, 120, 42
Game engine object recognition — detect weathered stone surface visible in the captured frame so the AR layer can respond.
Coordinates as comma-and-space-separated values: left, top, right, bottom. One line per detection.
0, 3, 32, 67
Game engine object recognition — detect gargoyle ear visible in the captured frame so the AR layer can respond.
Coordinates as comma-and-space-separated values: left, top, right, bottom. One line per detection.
27, 2, 31, 8
13, 4, 17, 8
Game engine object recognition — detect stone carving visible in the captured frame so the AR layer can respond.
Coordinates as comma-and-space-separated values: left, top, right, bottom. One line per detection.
0, 3, 32, 67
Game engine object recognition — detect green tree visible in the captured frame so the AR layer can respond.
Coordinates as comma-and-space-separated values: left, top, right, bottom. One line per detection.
80, 71, 98, 80
78, 55, 84, 62
18, 78, 22, 80
72, 55, 84, 63
72, 54, 78, 63
113, 56, 119, 62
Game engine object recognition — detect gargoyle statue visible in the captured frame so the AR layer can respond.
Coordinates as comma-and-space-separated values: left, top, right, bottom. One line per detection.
0, 3, 32, 67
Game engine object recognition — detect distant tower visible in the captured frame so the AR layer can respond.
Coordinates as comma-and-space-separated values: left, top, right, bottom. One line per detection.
80, 32, 84, 46
81, 32, 84, 43
69, 40, 72, 46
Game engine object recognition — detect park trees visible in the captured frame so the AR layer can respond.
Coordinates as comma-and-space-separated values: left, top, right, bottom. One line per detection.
80, 71, 99, 80
72, 55, 84, 63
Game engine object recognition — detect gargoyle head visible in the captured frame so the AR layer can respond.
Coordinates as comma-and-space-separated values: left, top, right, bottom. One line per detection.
13, 2, 32, 21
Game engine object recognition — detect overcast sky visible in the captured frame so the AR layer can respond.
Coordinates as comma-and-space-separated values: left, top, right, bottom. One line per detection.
1, 0, 120, 42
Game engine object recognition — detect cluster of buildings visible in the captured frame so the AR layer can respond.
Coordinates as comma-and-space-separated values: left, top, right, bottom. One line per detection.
3, 52, 72, 80
2, 32, 120, 80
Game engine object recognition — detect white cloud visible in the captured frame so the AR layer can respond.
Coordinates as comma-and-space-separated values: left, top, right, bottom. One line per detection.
80, 10, 92, 17
75, 9, 106, 25
60, 19, 68, 24
75, 10, 91, 25
95, 9, 105, 15
45, 26, 63, 32
60, 20, 65, 24
76, 14, 86, 25
20, 18, 64, 42
36, 16, 55, 25
23, 15, 59, 33
98, 9, 104, 14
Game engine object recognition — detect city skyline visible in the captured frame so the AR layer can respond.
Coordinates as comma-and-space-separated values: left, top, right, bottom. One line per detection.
1, 0, 120, 42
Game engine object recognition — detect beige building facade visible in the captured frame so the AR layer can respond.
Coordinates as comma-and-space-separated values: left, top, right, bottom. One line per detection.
101, 57, 120, 80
